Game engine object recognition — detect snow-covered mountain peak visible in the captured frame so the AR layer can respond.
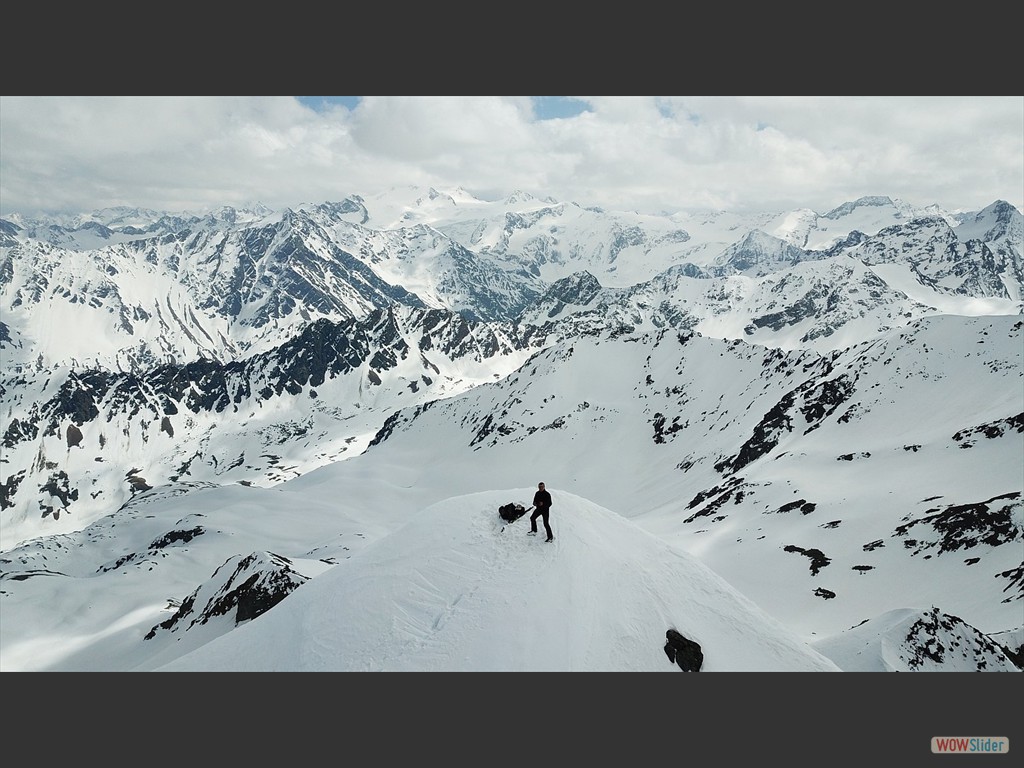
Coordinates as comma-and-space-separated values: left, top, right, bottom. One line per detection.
955, 199, 1023, 244
823, 195, 900, 219
766, 207, 820, 247
503, 189, 538, 206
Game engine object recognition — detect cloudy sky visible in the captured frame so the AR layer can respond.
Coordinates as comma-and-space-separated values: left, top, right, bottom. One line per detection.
1, 96, 1021, 219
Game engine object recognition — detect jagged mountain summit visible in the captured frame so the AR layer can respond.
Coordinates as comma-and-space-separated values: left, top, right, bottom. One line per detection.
0, 190, 1021, 672
2, 192, 1019, 371
3, 192, 1019, 372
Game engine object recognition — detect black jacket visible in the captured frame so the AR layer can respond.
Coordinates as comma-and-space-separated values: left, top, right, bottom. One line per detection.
533, 489, 552, 510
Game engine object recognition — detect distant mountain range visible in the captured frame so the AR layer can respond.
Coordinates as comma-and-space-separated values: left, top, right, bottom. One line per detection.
1, 189, 1020, 671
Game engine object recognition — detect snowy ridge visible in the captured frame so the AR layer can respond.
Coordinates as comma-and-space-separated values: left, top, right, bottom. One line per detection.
155, 490, 842, 672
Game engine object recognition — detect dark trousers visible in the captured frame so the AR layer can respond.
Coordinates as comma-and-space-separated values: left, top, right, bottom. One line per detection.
530, 507, 552, 539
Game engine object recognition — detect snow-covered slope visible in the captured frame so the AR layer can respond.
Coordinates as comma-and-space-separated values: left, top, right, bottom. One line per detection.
155, 491, 842, 672
1, 190, 1021, 673
363, 315, 1023, 640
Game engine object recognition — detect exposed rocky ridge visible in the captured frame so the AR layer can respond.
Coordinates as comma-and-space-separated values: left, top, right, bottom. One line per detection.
0, 206, 544, 373
812, 606, 1022, 672
144, 550, 313, 639
850, 213, 1022, 300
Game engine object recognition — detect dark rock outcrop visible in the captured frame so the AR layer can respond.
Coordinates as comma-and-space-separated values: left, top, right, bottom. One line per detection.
664, 628, 703, 671
144, 551, 310, 639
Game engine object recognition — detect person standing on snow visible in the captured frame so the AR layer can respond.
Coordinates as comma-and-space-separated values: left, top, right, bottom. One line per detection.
528, 482, 554, 542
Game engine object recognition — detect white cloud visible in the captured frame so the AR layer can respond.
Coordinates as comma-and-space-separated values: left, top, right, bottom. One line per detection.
1, 95, 1021, 217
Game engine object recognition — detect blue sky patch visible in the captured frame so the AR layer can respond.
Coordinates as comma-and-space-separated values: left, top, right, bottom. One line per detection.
295, 96, 591, 121
297, 96, 360, 112
532, 96, 591, 120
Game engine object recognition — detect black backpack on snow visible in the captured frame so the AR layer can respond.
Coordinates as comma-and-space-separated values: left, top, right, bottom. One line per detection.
498, 503, 527, 523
